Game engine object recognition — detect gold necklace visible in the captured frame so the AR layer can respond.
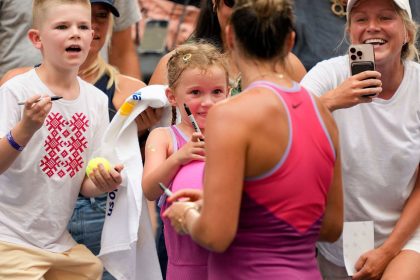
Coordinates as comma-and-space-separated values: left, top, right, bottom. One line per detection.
253, 72, 285, 81
330, 0, 346, 17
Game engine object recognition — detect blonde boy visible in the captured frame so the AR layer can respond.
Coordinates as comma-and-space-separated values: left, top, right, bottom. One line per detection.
0, 0, 123, 278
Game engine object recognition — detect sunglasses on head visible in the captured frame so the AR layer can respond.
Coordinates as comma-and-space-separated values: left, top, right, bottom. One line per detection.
223, 0, 235, 8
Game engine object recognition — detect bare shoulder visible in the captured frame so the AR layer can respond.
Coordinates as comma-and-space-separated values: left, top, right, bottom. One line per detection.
0, 67, 33, 86
285, 52, 307, 82
146, 126, 173, 151
117, 74, 146, 94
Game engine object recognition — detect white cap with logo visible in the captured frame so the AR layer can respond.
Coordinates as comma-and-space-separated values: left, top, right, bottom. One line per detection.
346, 0, 412, 20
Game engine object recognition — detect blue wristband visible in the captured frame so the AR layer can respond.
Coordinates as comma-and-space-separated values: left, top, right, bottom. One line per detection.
6, 131, 24, 151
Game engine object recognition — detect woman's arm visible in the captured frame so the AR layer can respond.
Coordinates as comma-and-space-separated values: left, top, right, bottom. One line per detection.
315, 97, 343, 242
353, 165, 420, 280
164, 101, 247, 252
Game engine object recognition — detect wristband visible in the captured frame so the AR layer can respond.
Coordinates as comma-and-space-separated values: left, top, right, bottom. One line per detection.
6, 131, 24, 151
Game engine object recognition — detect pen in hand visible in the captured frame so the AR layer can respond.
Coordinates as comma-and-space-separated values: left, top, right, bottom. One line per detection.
18, 96, 63, 105
183, 104, 203, 141
159, 182, 173, 197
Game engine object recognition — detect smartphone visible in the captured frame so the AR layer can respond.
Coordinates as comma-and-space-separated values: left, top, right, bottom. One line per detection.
138, 20, 169, 54
348, 44, 377, 97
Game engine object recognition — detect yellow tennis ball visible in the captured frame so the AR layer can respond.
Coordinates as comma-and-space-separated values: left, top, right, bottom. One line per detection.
86, 157, 111, 176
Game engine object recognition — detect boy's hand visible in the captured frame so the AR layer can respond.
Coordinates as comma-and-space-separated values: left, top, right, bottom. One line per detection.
176, 133, 205, 165
22, 95, 53, 134
88, 163, 124, 193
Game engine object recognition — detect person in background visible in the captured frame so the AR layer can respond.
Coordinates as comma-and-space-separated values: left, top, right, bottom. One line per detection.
0, 0, 123, 278
137, 0, 200, 51
164, 0, 343, 279
293, 0, 420, 71
142, 42, 229, 280
149, 0, 307, 88
108, 0, 143, 79
301, 0, 420, 279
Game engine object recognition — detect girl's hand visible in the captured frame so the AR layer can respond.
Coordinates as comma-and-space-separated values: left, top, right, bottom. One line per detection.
323, 71, 382, 110
22, 95, 53, 134
175, 134, 205, 165
88, 164, 124, 193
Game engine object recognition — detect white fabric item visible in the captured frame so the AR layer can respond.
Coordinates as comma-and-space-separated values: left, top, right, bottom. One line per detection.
114, 0, 142, 31
301, 55, 420, 266
0, 69, 108, 252
98, 85, 170, 280
346, 0, 412, 20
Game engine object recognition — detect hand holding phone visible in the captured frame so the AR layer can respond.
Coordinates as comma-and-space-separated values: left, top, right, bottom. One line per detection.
348, 44, 378, 97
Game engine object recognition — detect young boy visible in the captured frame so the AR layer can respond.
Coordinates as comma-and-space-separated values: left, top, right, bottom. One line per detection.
0, 0, 123, 278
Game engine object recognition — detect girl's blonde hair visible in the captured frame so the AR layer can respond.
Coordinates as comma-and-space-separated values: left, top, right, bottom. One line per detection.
167, 41, 229, 89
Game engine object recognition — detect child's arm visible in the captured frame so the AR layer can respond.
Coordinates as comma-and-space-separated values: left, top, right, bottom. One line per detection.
142, 128, 205, 201
0, 95, 52, 174
80, 164, 124, 197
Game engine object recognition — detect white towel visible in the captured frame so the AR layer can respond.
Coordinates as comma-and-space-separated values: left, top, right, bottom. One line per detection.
98, 85, 170, 280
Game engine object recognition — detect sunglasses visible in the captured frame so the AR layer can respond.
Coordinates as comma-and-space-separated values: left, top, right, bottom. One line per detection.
223, 0, 235, 8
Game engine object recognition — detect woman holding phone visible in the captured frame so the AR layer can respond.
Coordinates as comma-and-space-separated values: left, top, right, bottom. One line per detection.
301, 0, 420, 279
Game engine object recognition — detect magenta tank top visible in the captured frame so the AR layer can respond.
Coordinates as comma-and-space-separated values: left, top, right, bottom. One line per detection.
161, 126, 208, 280
208, 81, 336, 280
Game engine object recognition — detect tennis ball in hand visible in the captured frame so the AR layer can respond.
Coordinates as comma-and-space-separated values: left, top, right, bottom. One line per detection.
86, 157, 111, 176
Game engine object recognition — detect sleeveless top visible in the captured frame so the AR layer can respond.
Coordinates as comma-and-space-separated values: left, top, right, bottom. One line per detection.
161, 126, 208, 280
208, 81, 336, 280
94, 74, 117, 120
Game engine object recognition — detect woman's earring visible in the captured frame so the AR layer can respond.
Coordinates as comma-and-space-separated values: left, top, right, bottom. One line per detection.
213, 2, 217, 12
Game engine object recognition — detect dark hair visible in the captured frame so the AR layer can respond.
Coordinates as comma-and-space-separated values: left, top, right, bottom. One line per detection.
231, 0, 295, 61
191, 0, 223, 50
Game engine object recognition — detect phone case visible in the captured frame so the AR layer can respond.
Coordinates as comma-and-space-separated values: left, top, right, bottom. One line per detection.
348, 44, 377, 96
348, 44, 376, 75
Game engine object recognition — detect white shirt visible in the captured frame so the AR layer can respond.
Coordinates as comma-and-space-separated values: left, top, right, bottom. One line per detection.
301, 55, 420, 266
0, 69, 109, 252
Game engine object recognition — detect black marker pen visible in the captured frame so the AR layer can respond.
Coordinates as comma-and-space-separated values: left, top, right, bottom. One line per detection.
184, 103, 202, 135
18, 96, 63, 105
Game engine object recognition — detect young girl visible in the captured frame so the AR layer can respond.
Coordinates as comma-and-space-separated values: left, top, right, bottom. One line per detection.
142, 42, 229, 280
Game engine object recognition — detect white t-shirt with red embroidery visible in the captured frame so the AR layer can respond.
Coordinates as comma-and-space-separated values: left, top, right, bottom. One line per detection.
0, 69, 109, 253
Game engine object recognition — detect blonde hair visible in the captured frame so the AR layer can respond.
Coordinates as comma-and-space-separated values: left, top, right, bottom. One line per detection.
32, 0, 91, 28
347, 1, 419, 61
79, 14, 119, 89
167, 41, 229, 89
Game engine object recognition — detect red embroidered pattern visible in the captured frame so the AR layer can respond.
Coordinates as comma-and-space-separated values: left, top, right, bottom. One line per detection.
40, 112, 90, 177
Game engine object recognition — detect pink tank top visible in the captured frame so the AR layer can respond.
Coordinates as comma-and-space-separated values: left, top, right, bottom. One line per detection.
161, 126, 208, 280
208, 81, 336, 280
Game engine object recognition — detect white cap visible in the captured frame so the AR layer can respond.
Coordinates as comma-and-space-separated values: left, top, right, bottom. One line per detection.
347, 0, 412, 20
